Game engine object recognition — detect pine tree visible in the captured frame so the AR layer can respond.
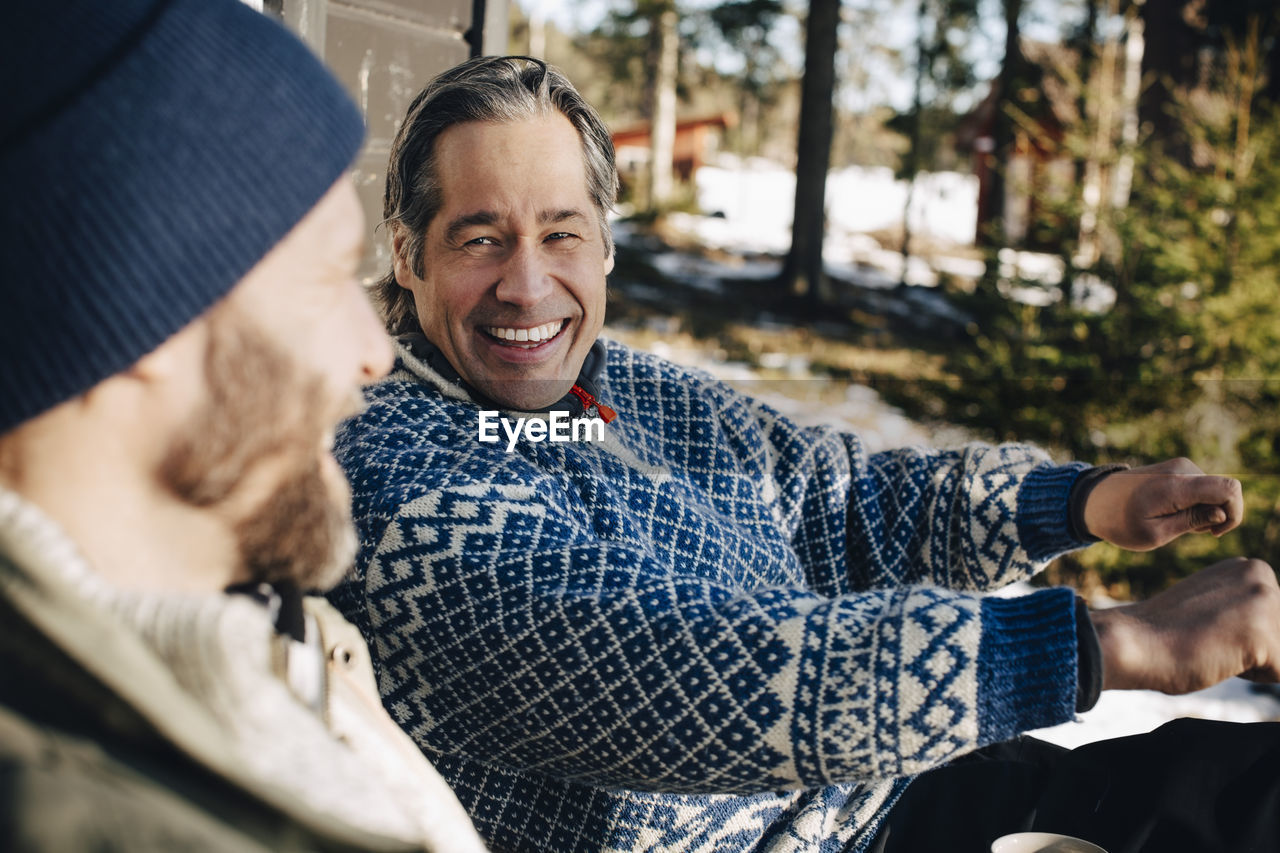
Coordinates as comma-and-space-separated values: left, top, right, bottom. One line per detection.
781, 0, 841, 309
931, 14, 1280, 594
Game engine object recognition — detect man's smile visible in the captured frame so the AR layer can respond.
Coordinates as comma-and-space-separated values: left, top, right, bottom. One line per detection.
482, 319, 568, 347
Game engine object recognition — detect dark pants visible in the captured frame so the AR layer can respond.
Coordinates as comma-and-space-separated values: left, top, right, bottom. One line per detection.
870, 719, 1280, 853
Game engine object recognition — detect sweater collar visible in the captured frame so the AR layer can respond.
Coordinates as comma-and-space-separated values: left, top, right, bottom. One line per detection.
0, 485, 306, 662
397, 332, 614, 421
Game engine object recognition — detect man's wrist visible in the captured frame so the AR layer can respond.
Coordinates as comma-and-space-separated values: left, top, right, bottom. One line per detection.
1090, 606, 1145, 691
1068, 463, 1130, 542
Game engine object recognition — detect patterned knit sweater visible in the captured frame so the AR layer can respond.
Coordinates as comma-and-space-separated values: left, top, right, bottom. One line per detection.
332, 338, 1090, 853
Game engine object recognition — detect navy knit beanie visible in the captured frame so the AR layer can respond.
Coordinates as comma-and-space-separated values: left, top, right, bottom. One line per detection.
0, 0, 365, 435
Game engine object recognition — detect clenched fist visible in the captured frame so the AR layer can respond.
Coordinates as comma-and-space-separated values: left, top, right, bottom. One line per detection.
1093, 557, 1280, 694
1082, 458, 1243, 551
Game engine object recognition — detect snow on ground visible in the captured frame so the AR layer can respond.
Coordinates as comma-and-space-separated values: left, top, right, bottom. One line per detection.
611, 158, 1280, 746
1034, 679, 1280, 749
689, 155, 978, 288
651, 154, 1116, 313
694, 155, 978, 258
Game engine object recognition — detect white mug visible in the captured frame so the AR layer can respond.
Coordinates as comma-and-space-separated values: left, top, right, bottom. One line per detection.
991, 832, 1108, 853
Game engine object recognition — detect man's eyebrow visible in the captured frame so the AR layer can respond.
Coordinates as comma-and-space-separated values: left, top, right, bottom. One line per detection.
443, 208, 590, 242
444, 210, 500, 244
541, 208, 588, 226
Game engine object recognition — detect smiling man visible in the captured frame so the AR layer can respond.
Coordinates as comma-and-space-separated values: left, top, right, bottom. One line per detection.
0, 2, 486, 850
392, 112, 612, 412
335, 56, 1280, 853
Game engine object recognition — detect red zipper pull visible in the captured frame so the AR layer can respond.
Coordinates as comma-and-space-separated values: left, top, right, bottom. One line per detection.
570, 384, 617, 423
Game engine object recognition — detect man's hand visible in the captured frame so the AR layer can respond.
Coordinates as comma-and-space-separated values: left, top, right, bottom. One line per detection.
1083, 458, 1243, 550
1092, 557, 1280, 694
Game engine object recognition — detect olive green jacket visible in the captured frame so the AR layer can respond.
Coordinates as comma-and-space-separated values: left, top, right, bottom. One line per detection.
0, 490, 476, 852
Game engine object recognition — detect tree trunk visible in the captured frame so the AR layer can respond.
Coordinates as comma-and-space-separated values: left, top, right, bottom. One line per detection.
1079, 0, 1122, 267
1110, 8, 1145, 212
900, 0, 930, 285
781, 0, 840, 309
1075, 0, 1103, 268
983, 0, 1024, 250
1073, 0, 1099, 188
1219, 17, 1261, 294
1268, 25, 1280, 104
742, 52, 761, 156
1140, 0, 1199, 165
648, 3, 679, 209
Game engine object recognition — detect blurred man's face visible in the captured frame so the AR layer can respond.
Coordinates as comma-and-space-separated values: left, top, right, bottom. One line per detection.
160, 180, 392, 589
395, 113, 614, 411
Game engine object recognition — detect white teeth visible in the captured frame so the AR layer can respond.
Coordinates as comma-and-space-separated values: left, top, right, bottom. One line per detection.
487, 321, 563, 344
534, 321, 563, 341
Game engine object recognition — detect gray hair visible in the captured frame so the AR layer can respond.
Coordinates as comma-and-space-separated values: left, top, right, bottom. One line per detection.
376, 56, 619, 336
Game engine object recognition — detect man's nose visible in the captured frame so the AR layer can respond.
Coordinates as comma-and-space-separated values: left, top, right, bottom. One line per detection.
494, 239, 554, 307
353, 285, 394, 382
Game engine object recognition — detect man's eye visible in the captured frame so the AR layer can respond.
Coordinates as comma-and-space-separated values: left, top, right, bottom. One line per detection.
466, 236, 498, 246
546, 232, 578, 242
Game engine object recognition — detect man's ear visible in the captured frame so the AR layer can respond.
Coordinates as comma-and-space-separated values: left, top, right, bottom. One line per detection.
390, 224, 416, 290
605, 247, 616, 276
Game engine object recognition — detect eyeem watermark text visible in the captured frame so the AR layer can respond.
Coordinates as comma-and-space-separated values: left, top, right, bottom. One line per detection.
478, 410, 606, 452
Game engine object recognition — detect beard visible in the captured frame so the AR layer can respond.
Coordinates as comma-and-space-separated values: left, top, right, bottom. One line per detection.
158, 309, 357, 592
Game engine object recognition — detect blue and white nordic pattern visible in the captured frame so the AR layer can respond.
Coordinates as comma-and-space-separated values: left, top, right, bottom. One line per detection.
332, 339, 1088, 852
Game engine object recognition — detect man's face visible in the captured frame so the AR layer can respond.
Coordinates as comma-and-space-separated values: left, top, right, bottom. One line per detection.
160, 180, 392, 590
395, 113, 614, 411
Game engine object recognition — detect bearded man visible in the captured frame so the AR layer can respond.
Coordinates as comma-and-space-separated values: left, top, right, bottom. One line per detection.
0, 2, 486, 850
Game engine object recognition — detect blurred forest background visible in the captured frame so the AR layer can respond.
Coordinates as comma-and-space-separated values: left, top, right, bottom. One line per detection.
506, 0, 1280, 600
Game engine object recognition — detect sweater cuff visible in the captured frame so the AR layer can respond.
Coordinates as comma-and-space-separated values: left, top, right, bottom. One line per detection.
977, 587, 1079, 742
1016, 462, 1092, 561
